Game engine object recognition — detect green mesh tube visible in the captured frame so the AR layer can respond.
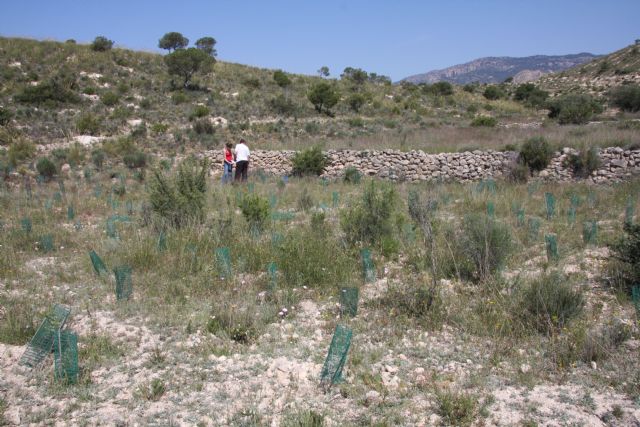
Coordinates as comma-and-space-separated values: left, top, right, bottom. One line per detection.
114, 265, 133, 300
54, 330, 78, 384
545, 234, 559, 262
340, 287, 359, 318
320, 324, 352, 386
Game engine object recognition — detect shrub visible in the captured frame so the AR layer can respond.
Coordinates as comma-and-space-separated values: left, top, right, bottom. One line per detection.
101, 91, 119, 106
609, 85, 640, 112
269, 94, 296, 116
171, 92, 188, 104
347, 93, 366, 112
277, 225, 353, 289
483, 85, 505, 100
14, 80, 79, 105
513, 83, 549, 108
91, 36, 114, 52
518, 272, 584, 335
189, 105, 210, 120
7, 139, 36, 166
436, 389, 478, 427
123, 151, 146, 169
519, 136, 553, 172
463, 84, 476, 93
431, 81, 454, 96
151, 123, 169, 134
563, 147, 600, 178
308, 82, 339, 115
192, 119, 214, 135
148, 158, 208, 228
460, 214, 513, 281
608, 223, 640, 294
91, 149, 106, 169
291, 146, 327, 177
378, 282, 440, 322
507, 162, 529, 183
76, 113, 102, 135
470, 116, 497, 127
296, 187, 314, 211
547, 94, 603, 125
239, 193, 270, 232
0, 107, 13, 126
36, 157, 56, 179
273, 70, 291, 88
341, 181, 398, 246
343, 166, 361, 184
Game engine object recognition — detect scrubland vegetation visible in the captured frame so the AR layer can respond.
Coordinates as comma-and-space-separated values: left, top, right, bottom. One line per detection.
0, 36, 639, 425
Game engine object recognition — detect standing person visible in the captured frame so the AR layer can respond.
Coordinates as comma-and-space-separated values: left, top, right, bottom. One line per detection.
234, 138, 250, 182
222, 142, 234, 184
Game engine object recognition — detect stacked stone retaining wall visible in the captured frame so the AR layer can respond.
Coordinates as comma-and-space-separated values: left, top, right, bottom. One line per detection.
204, 147, 640, 184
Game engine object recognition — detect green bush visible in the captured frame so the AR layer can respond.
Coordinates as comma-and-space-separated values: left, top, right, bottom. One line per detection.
148, 158, 208, 228
171, 92, 188, 104
101, 91, 120, 106
272, 70, 291, 88
609, 85, 640, 112
518, 273, 584, 335
519, 136, 553, 172
36, 157, 57, 179
563, 147, 600, 178
123, 151, 146, 169
76, 113, 102, 135
0, 107, 13, 126
14, 80, 79, 105
91, 36, 114, 52
341, 181, 398, 247
347, 93, 366, 112
470, 116, 497, 127
239, 193, 270, 232
513, 83, 549, 108
460, 214, 513, 281
296, 187, 314, 211
483, 85, 505, 100
291, 146, 327, 177
507, 162, 529, 183
308, 82, 339, 115
7, 139, 36, 166
189, 105, 210, 120
343, 166, 361, 184
547, 94, 603, 125
608, 223, 640, 294
269, 94, 296, 116
91, 149, 106, 169
192, 119, 214, 135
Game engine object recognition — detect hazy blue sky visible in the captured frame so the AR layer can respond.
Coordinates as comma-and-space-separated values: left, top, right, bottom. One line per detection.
1, 0, 638, 80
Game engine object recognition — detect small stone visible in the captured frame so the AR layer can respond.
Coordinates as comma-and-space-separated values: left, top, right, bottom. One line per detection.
520, 363, 531, 374
365, 390, 381, 405
591, 361, 597, 370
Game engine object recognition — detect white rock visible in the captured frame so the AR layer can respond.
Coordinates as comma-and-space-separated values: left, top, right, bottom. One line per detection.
520, 363, 531, 374
365, 390, 381, 405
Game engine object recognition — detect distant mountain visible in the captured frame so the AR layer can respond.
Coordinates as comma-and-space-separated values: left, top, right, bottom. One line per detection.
402, 53, 599, 85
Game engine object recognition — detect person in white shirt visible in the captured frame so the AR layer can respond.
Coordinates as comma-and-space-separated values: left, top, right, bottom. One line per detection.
234, 138, 250, 182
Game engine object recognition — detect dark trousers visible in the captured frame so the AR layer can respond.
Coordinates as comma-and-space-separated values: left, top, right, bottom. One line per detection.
235, 161, 249, 182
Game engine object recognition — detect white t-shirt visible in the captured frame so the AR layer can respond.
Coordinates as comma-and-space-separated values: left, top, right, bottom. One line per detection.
235, 143, 250, 162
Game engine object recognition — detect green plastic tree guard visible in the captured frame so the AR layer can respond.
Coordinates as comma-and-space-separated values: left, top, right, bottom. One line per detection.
114, 265, 133, 300
545, 192, 555, 220
582, 220, 597, 245
53, 329, 78, 384
339, 287, 359, 318
320, 324, 352, 386
215, 247, 232, 279
89, 250, 108, 275
361, 248, 376, 283
545, 234, 559, 262
19, 304, 70, 368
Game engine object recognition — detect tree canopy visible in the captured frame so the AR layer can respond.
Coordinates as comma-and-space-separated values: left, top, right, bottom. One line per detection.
159, 32, 189, 52
195, 37, 217, 57
308, 82, 339, 115
164, 48, 214, 88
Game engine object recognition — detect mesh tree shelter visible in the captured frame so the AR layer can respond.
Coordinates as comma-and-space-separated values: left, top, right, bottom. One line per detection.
545, 192, 555, 220
114, 265, 133, 300
215, 247, 232, 279
53, 329, 79, 384
89, 250, 108, 276
545, 234, 559, 262
19, 304, 70, 368
360, 248, 376, 283
320, 324, 353, 387
339, 287, 359, 318
582, 220, 597, 245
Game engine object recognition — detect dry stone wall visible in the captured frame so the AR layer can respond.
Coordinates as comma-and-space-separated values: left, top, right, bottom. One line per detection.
204, 147, 640, 184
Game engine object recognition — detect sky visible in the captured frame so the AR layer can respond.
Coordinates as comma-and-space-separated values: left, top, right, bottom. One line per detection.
1, 0, 639, 81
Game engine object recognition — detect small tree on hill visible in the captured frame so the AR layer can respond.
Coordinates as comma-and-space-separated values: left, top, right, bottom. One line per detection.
195, 37, 217, 57
91, 36, 114, 52
164, 48, 214, 88
273, 70, 291, 88
308, 82, 339, 115
318, 66, 330, 78
341, 67, 368, 86
159, 32, 189, 52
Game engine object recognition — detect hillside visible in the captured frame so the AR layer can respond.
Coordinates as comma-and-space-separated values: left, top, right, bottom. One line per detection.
402, 53, 598, 85
0, 37, 552, 156
538, 42, 640, 95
